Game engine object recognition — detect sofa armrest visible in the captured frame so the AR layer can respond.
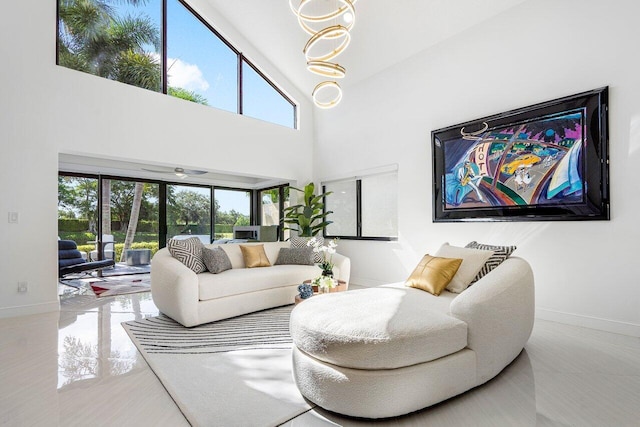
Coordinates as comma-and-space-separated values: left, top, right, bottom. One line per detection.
331, 252, 351, 286
150, 248, 200, 327
449, 257, 535, 384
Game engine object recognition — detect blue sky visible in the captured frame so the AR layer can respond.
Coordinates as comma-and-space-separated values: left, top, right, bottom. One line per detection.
179, 185, 250, 215
117, 0, 293, 127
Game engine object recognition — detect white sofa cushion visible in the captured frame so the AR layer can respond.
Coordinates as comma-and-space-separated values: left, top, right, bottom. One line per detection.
198, 264, 320, 301
290, 287, 468, 370
382, 282, 458, 314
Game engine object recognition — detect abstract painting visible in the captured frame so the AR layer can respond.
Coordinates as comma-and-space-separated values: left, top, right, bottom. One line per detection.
432, 88, 609, 222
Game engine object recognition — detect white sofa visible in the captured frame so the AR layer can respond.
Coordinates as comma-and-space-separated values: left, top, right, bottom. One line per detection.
290, 256, 534, 418
151, 241, 351, 327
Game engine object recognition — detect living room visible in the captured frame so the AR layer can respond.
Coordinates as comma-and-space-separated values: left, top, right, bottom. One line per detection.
2, 0, 639, 425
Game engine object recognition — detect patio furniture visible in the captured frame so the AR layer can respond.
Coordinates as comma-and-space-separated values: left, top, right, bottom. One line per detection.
58, 240, 115, 278
125, 249, 151, 266
90, 234, 115, 262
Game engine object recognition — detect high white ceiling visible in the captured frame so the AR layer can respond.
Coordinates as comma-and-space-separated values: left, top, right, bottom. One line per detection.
60, 1, 527, 183
205, 0, 527, 99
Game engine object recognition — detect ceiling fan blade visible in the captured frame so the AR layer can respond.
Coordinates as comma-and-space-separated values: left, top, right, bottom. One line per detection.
141, 167, 208, 177
181, 169, 207, 175
141, 168, 174, 174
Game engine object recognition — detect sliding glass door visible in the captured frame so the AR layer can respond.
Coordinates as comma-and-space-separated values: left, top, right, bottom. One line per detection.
167, 184, 212, 244
58, 175, 99, 259
102, 178, 159, 266
214, 188, 251, 240
59, 173, 289, 276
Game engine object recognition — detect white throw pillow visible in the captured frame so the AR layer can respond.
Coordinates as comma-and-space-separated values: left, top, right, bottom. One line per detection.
435, 243, 494, 293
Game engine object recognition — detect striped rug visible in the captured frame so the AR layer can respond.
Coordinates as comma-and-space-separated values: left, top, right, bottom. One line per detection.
122, 305, 312, 426
123, 305, 293, 354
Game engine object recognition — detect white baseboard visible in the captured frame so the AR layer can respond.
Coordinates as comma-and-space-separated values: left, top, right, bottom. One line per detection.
536, 308, 640, 337
0, 300, 60, 320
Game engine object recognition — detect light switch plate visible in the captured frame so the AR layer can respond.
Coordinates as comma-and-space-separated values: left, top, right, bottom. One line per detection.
8, 212, 19, 223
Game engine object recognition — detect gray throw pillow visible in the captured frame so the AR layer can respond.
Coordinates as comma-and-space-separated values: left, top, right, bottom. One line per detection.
465, 241, 517, 282
167, 237, 207, 273
202, 247, 232, 274
290, 236, 324, 263
274, 247, 314, 266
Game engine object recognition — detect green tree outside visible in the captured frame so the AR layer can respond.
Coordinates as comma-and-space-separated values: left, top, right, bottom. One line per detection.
57, 0, 208, 104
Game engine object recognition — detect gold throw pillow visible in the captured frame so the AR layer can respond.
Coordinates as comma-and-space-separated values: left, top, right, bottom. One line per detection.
405, 254, 463, 296
240, 244, 271, 268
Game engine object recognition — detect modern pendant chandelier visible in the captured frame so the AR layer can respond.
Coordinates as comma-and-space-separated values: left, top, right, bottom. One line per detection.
289, 0, 357, 109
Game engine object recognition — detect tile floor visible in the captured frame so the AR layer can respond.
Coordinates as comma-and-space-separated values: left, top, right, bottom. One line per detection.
0, 284, 639, 426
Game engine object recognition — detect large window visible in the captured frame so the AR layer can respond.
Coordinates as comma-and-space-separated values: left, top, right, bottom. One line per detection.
58, 175, 99, 248
259, 185, 290, 241
59, 173, 290, 265
167, 184, 211, 243
242, 60, 296, 128
167, 0, 237, 112
58, 174, 161, 274
57, 0, 296, 128
324, 169, 398, 240
104, 178, 160, 262
57, 0, 162, 92
214, 189, 251, 239
324, 180, 357, 237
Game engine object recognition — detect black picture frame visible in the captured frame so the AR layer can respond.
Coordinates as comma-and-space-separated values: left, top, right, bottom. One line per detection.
432, 87, 609, 222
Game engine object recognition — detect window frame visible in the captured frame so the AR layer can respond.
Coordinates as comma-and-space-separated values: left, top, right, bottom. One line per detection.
240, 57, 297, 128
257, 184, 289, 241
56, 0, 297, 129
59, 171, 261, 248
323, 172, 399, 242
212, 186, 254, 239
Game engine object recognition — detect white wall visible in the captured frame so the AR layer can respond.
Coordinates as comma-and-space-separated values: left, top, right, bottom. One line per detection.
315, 0, 640, 336
0, 1, 315, 317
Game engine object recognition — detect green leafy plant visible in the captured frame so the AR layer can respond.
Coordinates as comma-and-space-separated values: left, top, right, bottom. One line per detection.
283, 183, 332, 237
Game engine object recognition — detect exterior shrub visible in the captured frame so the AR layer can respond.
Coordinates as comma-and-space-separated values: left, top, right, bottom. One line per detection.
58, 219, 90, 232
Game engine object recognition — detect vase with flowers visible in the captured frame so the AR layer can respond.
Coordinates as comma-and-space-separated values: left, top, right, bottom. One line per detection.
311, 275, 337, 294
307, 237, 338, 277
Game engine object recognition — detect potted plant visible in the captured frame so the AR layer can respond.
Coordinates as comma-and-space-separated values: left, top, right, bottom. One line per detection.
283, 182, 333, 237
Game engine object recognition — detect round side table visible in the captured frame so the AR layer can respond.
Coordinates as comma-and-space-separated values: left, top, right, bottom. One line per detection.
295, 279, 347, 304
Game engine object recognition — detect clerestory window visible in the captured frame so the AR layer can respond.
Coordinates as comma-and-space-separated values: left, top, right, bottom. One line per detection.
57, 0, 296, 129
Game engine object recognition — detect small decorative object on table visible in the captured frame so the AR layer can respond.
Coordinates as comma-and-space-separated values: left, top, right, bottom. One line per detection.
307, 237, 338, 278
298, 283, 314, 299
312, 275, 337, 294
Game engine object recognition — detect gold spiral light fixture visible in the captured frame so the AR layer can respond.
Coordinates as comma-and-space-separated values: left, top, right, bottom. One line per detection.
312, 81, 343, 109
307, 61, 346, 78
292, 0, 356, 35
290, 0, 356, 108
303, 25, 351, 62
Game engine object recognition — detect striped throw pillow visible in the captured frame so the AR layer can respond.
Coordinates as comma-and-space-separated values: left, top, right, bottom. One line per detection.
290, 236, 324, 263
167, 237, 207, 273
465, 241, 517, 282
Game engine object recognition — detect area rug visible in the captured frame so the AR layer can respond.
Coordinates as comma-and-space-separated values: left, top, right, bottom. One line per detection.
60, 274, 151, 297
89, 278, 150, 297
122, 306, 313, 426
